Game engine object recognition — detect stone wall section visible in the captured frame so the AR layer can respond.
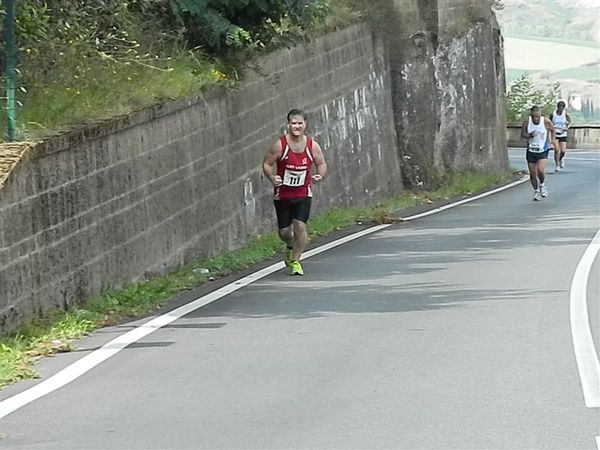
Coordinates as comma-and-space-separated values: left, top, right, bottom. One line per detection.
386, 0, 508, 186
0, 24, 401, 334
506, 125, 600, 149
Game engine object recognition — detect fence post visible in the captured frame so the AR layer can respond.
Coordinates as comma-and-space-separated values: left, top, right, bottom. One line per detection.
4, 0, 16, 141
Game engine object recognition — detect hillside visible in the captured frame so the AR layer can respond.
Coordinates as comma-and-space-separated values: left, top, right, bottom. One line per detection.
496, 0, 600, 122
495, 0, 600, 42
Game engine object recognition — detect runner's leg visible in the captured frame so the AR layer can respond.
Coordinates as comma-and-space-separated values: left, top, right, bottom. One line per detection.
537, 158, 546, 185
290, 198, 311, 261
291, 220, 307, 261
527, 161, 539, 190
560, 140, 567, 164
274, 199, 294, 248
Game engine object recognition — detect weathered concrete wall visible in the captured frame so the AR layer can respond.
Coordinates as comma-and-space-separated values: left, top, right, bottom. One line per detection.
0, 0, 511, 334
385, 0, 508, 186
506, 125, 600, 149
0, 24, 401, 334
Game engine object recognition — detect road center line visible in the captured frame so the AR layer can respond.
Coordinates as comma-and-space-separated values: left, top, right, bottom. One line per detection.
570, 227, 600, 408
0, 174, 532, 419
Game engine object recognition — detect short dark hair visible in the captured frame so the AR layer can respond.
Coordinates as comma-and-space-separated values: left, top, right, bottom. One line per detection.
557, 101, 566, 108
287, 109, 307, 121
530, 105, 540, 114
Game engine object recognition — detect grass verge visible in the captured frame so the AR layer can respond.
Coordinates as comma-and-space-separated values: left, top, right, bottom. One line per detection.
0, 170, 516, 389
3, 1, 362, 142
4, 53, 228, 142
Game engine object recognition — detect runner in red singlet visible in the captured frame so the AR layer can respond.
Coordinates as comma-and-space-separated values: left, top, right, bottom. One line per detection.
262, 109, 327, 275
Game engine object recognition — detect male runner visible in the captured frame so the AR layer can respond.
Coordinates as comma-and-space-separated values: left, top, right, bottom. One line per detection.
521, 106, 557, 201
549, 101, 571, 172
262, 109, 327, 275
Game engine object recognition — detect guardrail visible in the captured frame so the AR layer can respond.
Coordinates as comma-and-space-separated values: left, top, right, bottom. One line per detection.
507, 125, 600, 149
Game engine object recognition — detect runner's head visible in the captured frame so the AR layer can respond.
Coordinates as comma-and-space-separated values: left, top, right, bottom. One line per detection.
556, 100, 566, 113
530, 106, 541, 124
287, 109, 307, 138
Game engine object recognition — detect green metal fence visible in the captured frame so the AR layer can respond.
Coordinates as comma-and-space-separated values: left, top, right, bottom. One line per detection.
3, 0, 16, 141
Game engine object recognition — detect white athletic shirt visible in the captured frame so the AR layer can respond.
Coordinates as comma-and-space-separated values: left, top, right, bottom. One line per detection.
527, 116, 547, 153
551, 110, 568, 137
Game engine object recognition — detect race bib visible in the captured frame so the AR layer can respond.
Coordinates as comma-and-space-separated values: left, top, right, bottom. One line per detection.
283, 169, 307, 187
528, 143, 544, 153
555, 127, 564, 134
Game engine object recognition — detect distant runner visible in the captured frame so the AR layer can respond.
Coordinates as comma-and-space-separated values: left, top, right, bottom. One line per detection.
262, 109, 327, 275
521, 106, 557, 201
549, 101, 572, 172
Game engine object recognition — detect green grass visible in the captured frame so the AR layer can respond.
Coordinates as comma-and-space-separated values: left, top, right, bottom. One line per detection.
506, 64, 600, 84
549, 64, 600, 82
0, 169, 515, 389
3, 1, 364, 143
504, 36, 599, 72
503, 33, 600, 49
506, 68, 537, 84
2, 53, 228, 142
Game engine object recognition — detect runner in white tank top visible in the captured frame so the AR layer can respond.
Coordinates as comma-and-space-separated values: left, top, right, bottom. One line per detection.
549, 100, 571, 172
521, 106, 558, 201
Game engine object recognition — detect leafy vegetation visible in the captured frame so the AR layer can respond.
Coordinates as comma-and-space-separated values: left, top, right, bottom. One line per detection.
0, 0, 360, 141
505, 68, 535, 85
506, 74, 559, 123
0, 170, 514, 388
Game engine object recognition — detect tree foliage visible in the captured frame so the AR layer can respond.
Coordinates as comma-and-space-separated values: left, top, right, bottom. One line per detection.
11, 0, 329, 61
168, 0, 329, 51
0, 0, 331, 137
0, 0, 327, 83
506, 75, 560, 123
6, 0, 331, 90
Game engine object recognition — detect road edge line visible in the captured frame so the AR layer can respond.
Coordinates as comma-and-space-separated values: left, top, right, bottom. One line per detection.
399, 176, 529, 221
0, 175, 529, 419
570, 227, 600, 408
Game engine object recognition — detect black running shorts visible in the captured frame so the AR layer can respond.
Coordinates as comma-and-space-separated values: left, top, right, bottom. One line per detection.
557, 136, 567, 143
274, 197, 312, 229
526, 149, 548, 163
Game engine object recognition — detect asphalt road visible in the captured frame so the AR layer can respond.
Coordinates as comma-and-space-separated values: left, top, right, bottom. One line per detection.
0, 148, 598, 449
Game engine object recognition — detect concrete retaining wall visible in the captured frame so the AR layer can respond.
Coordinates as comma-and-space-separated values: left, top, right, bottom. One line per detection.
383, 0, 508, 187
0, 24, 401, 334
506, 125, 600, 149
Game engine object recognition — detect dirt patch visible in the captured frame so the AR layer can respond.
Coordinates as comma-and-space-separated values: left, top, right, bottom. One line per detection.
0, 142, 35, 188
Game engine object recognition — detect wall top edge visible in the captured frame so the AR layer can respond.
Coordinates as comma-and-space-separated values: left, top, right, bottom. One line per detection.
4, 22, 371, 161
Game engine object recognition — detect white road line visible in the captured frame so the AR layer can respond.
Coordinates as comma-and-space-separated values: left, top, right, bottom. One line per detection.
0, 175, 530, 419
399, 176, 529, 221
570, 227, 600, 408
596, 435, 600, 450
0, 224, 389, 420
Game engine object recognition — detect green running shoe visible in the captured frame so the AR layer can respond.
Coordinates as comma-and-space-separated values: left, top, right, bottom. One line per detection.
284, 249, 293, 267
290, 260, 304, 276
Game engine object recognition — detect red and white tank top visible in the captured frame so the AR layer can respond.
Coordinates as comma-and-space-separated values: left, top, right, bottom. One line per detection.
274, 136, 314, 200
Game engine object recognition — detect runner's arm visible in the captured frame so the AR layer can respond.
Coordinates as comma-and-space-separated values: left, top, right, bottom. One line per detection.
262, 140, 283, 186
521, 119, 532, 139
544, 117, 558, 149
566, 113, 572, 128
311, 141, 327, 182
544, 117, 557, 140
